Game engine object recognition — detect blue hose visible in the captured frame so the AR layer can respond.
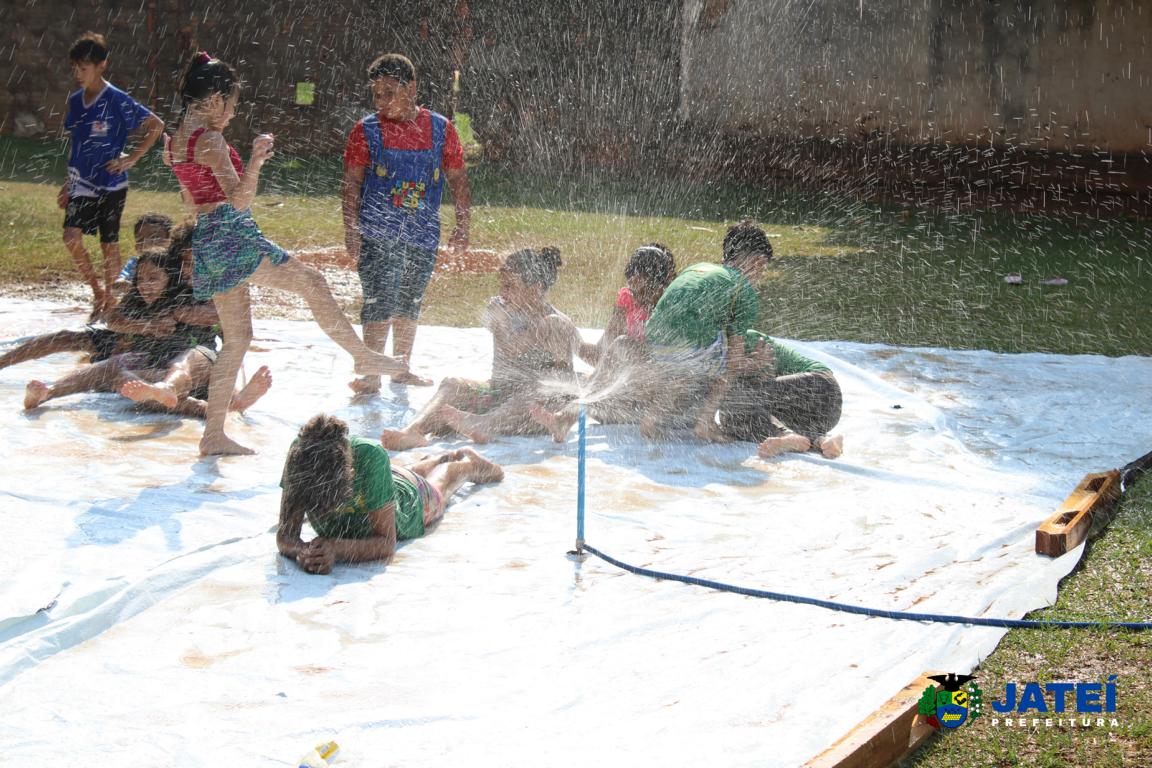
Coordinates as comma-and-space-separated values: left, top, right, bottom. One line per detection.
579, 543, 1152, 630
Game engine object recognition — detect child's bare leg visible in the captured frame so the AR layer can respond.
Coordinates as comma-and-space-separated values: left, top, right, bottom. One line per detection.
63, 228, 104, 317
420, 447, 505, 526
0, 330, 94, 369
250, 257, 405, 377
350, 321, 391, 394
200, 284, 255, 456
529, 401, 580, 443
437, 404, 493, 444
170, 374, 271, 420
171, 397, 208, 418
757, 431, 813, 459
120, 349, 201, 409
24, 358, 127, 410
98, 241, 122, 316
389, 317, 433, 386
381, 377, 473, 450
230, 365, 273, 413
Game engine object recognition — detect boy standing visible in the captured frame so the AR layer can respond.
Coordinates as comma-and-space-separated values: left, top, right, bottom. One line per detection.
342, 53, 471, 392
60, 32, 164, 320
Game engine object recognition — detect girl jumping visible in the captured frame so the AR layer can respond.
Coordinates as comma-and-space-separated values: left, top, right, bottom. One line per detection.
168, 52, 405, 455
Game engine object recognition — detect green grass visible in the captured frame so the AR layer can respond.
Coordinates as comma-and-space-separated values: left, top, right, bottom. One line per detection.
1, 134, 1150, 763
904, 476, 1152, 767
3, 136, 1150, 354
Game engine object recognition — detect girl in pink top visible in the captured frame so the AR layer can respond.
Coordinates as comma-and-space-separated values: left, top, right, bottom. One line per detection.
529, 243, 677, 442
167, 52, 406, 456
589, 243, 677, 360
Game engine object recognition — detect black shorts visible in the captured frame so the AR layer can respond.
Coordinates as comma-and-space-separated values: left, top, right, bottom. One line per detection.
85, 325, 122, 362
63, 188, 128, 243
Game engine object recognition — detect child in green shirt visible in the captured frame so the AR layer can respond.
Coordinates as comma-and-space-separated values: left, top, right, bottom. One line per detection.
278, 414, 504, 574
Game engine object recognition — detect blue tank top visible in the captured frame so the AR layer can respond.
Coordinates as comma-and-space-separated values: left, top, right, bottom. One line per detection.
358, 112, 448, 251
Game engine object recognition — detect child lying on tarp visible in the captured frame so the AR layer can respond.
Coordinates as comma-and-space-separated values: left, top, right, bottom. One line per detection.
277, 414, 504, 574
381, 246, 594, 448
23, 245, 270, 417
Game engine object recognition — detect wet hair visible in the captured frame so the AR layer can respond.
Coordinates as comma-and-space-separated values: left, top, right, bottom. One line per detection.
117, 247, 184, 317
133, 212, 173, 242
367, 53, 416, 84
169, 223, 194, 255
282, 415, 355, 529
69, 32, 108, 64
503, 246, 562, 290
176, 51, 239, 127
624, 243, 676, 287
135, 248, 183, 295
722, 220, 773, 265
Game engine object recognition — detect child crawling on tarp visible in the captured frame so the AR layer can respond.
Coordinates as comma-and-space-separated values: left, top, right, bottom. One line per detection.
278, 414, 504, 574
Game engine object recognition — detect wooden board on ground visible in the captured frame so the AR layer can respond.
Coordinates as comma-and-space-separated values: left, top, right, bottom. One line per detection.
804, 672, 940, 768
1035, 470, 1122, 557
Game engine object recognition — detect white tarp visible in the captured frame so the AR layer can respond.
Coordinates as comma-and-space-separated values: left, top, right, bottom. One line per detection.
1, 298, 1149, 767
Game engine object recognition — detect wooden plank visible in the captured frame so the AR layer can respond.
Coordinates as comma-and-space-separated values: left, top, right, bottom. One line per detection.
1035, 470, 1122, 557
804, 672, 940, 768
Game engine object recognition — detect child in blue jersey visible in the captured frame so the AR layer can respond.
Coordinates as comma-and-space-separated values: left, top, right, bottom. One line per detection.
60, 32, 165, 320
277, 414, 504, 575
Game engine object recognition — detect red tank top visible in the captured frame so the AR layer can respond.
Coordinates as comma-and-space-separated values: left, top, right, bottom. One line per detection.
170, 128, 244, 205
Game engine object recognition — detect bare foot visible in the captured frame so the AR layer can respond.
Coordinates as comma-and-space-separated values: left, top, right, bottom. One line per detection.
232, 365, 273, 413
391, 370, 434, 387
816, 434, 844, 459
380, 428, 430, 451
24, 380, 50, 410
439, 405, 491, 444
354, 352, 407, 377
199, 433, 256, 456
459, 447, 505, 483
349, 375, 382, 396
120, 379, 179, 409
529, 402, 576, 443
757, 434, 812, 459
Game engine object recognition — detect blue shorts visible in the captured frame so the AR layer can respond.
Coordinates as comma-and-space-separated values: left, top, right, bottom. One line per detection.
357, 237, 437, 324
192, 205, 290, 300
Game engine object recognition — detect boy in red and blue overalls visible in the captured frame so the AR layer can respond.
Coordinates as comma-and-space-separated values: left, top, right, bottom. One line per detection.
342, 53, 471, 392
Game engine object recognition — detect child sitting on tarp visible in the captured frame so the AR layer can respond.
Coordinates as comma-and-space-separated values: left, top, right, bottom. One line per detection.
638, 221, 773, 442
277, 414, 504, 574
380, 246, 593, 448
23, 245, 269, 417
529, 242, 678, 441
0, 212, 173, 371
720, 330, 844, 459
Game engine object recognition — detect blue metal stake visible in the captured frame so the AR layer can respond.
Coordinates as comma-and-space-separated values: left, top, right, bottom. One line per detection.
576, 405, 586, 553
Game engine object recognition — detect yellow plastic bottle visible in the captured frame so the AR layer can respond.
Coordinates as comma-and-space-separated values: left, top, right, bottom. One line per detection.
298, 741, 339, 768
